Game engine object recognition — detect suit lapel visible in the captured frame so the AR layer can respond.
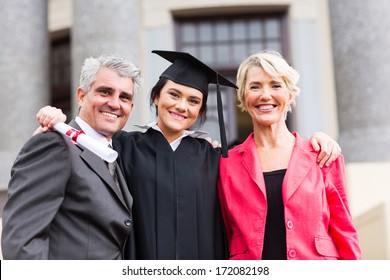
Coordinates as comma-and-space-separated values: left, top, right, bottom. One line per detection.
80, 149, 128, 207
116, 166, 132, 209
67, 120, 129, 208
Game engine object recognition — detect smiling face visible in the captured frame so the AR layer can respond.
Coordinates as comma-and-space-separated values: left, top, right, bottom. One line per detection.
244, 66, 293, 127
153, 80, 203, 142
77, 67, 134, 140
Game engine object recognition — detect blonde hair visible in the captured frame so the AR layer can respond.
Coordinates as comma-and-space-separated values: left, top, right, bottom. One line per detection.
236, 50, 300, 114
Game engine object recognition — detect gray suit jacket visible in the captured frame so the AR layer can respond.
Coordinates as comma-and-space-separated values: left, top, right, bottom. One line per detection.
1, 120, 133, 259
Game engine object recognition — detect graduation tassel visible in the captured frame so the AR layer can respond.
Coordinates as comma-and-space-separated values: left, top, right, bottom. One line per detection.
216, 74, 229, 158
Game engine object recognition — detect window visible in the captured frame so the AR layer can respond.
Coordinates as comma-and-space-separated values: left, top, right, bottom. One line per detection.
50, 36, 71, 117
175, 12, 288, 145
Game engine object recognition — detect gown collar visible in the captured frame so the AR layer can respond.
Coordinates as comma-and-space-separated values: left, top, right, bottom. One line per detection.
135, 121, 208, 151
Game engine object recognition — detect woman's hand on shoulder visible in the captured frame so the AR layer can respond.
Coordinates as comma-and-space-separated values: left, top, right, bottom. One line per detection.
310, 132, 342, 168
205, 137, 221, 148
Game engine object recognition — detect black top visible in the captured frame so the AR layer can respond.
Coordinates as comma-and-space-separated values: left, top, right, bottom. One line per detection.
113, 128, 227, 260
262, 169, 287, 260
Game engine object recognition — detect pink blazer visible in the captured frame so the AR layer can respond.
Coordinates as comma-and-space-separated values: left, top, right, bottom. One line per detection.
218, 132, 361, 260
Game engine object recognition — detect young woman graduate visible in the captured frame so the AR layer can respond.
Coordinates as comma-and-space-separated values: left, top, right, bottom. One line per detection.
113, 50, 236, 260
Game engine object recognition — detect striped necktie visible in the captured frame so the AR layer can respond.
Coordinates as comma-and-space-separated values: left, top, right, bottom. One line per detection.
107, 144, 121, 193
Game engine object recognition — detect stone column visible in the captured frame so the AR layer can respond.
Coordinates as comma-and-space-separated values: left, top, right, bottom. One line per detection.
0, 0, 49, 189
329, 0, 390, 162
72, 0, 142, 130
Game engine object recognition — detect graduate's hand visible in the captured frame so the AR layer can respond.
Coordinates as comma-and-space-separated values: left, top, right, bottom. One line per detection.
205, 137, 221, 148
36, 106, 67, 132
310, 132, 342, 168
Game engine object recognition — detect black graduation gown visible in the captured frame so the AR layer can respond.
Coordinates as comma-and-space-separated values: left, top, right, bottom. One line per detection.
113, 128, 227, 260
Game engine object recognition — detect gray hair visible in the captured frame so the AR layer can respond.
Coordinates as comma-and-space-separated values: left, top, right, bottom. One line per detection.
79, 54, 142, 97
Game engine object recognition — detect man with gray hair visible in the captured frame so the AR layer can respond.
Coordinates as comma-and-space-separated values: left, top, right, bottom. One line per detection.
1, 55, 141, 259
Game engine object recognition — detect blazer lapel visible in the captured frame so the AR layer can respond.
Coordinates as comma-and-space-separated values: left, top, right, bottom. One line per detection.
283, 133, 317, 202
240, 134, 267, 196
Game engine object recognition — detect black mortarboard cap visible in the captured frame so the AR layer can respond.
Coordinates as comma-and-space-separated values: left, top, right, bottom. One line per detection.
152, 50, 237, 157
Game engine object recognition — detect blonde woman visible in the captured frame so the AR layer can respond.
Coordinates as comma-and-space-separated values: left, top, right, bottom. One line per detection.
218, 51, 361, 260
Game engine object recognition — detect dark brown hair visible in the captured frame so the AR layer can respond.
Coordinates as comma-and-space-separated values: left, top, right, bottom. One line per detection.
150, 78, 208, 126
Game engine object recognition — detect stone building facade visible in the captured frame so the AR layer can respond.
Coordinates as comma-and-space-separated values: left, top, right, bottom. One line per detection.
0, 0, 389, 259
